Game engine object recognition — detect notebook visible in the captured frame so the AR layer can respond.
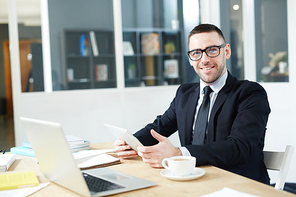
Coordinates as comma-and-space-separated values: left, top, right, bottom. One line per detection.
20, 117, 156, 197
0, 154, 17, 171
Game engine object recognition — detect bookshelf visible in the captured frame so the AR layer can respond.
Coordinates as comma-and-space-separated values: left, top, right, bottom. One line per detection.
123, 28, 184, 87
62, 28, 184, 89
61, 30, 116, 90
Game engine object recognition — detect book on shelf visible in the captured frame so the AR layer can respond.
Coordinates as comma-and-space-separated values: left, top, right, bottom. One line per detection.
80, 34, 89, 56
0, 154, 17, 172
89, 31, 99, 56
95, 64, 108, 81
122, 41, 134, 55
0, 171, 39, 191
141, 33, 160, 55
164, 59, 179, 78
67, 68, 74, 82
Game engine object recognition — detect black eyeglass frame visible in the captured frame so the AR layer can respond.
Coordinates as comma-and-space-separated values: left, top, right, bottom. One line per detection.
187, 43, 226, 61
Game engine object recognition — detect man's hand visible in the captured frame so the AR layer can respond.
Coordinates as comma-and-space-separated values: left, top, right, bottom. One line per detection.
114, 139, 138, 159
137, 129, 182, 168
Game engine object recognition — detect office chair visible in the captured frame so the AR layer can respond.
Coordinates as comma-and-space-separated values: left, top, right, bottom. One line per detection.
264, 145, 294, 190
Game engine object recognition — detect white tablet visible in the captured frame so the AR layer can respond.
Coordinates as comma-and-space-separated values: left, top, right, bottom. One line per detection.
104, 123, 143, 151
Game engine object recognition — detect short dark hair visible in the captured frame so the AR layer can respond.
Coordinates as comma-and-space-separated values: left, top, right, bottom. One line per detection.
188, 24, 225, 45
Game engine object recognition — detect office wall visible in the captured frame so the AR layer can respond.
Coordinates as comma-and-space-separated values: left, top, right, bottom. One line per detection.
19, 86, 180, 146
260, 83, 296, 184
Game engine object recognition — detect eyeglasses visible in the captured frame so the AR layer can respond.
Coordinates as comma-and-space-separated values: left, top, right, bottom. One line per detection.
187, 43, 226, 61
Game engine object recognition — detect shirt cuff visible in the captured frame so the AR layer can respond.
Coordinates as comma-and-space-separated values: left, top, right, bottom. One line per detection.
179, 147, 191, 156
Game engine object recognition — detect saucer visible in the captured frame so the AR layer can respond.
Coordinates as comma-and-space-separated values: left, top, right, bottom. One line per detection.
160, 167, 205, 181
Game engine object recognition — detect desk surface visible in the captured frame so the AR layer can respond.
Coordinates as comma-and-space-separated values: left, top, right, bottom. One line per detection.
2, 142, 296, 197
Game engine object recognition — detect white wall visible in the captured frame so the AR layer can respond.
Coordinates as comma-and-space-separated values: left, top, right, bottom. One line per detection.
262, 84, 296, 183
19, 86, 181, 146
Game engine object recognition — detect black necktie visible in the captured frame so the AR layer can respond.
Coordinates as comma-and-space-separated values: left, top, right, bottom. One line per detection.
192, 86, 213, 145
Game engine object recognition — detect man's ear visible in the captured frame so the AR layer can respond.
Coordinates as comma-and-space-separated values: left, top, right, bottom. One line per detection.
225, 44, 231, 60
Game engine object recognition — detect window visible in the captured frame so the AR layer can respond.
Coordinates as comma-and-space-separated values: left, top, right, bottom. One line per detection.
220, 0, 244, 80
255, 0, 288, 82
121, 0, 185, 87
48, 0, 116, 90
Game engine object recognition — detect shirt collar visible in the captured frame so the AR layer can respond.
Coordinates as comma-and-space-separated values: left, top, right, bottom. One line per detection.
199, 71, 228, 95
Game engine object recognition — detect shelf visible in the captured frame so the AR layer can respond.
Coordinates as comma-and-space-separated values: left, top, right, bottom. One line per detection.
62, 29, 116, 90
122, 28, 184, 87
62, 28, 185, 89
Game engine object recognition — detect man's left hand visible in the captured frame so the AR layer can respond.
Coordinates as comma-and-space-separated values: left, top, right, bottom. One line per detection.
137, 129, 182, 168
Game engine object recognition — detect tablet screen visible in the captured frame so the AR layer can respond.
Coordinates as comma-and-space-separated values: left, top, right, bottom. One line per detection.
104, 123, 143, 151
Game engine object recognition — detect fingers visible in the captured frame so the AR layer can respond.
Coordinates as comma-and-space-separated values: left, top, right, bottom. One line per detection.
115, 144, 132, 152
114, 139, 131, 152
114, 139, 138, 159
138, 146, 163, 168
141, 156, 163, 168
137, 150, 152, 159
114, 139, 126, 146
117, 150, 138, 159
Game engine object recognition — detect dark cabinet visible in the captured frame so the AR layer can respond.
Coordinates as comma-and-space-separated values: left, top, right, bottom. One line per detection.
61, 30, 116, 90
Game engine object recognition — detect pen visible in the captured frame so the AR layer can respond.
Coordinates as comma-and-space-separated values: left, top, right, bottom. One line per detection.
3, 150, 6, 154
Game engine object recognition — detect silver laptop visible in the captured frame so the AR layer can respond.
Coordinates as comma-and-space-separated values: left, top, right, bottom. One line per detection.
20, 117, 156, 197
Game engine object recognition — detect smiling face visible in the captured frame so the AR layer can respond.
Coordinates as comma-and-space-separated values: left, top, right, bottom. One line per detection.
188, 31, 231, 85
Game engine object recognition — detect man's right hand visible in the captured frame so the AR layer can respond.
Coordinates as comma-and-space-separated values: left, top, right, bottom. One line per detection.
114, 139, 138, 159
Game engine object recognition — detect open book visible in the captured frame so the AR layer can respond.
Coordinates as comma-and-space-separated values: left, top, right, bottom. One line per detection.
73, 149, 120, 169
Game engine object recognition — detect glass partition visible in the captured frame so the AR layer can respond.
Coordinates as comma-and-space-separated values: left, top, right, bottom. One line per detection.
220, 0, 244, 80
11, 0, 197, 91
16, 0, 43, 92
48, 0, 116, 90
121, 0, 185, 87
255, 0, 288, 82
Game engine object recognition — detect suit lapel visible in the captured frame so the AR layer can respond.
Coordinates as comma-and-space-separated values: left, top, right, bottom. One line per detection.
184, 86, 200, 145
207, 73, 235, 142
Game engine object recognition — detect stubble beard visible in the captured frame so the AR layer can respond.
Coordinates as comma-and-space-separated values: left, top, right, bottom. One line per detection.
198, 62, 226, 85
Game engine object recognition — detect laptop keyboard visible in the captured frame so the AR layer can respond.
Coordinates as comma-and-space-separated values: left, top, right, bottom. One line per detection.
82, 172, 125, 193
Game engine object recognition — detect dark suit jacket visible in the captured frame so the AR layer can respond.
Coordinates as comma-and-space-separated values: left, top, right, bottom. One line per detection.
134, 72, 271, 184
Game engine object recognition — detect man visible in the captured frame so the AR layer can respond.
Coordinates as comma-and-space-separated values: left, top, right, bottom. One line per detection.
115, 24, 270, 184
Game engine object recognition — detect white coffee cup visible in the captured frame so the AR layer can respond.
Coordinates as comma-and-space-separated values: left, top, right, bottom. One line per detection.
162, 156, 196, 176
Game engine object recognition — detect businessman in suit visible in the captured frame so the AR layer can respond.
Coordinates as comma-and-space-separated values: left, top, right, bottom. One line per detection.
114, 24, 270, 184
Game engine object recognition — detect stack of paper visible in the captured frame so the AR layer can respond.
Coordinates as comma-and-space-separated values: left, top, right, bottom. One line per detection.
0, 154, 17, 172
0, 171, 39, 191
65, 135, 91, 152
11, 135, 90, 157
